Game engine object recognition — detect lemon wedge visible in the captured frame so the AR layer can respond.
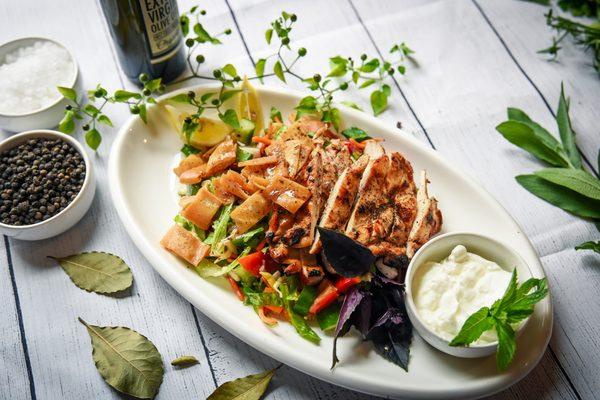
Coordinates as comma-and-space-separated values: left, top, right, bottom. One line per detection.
235, 77, 264, 134
162, 104, 231, 147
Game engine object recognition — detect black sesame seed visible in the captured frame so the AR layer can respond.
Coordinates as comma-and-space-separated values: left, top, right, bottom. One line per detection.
0, 138, 85, 226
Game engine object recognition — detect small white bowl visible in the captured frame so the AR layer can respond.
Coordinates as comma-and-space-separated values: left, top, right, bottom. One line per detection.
405, 232, 533, 358
0, 130, 95, 240
0, 37, 80, 132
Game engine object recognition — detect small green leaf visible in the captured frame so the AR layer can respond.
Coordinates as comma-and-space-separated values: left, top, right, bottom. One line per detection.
97, 114, 113, 127
83, 104, 100, 117
265, 29, 273, 44
557, 83, 582, 169
201, 92, 216, 103
49, 252, 133, 294
180, 15, 190, 36
496, 121, 569, 167
219, 109, 240, 130
360, 58, 380, 73
370, 90, 387, 116
273, 60, 286, 82
58, 110, 75, 134
145, 78, 162, 92
359, 79, 376, 89
534, 168, 600, 200
207, 368, 277, 400
341, 127, 371, 142
114, 90, 142, 102
269, 106, 282, 122
495, 321, 516, 371
85, 128, 102, 150
381, 84, 391, 97
255, 59, 266, 82
494, 269, 518, 315
575, 241, 600, 254
220, 89, 242, 103
138, 103, 148, 124
449, 307, 495, 346
57, 86, 77, 101
340, 101, 363, 111
222, 64, 237, 78
516, 174, 600, 219
328, 56, 348, 77
170, 355, 199, 368
322, 108, 341, 131
168, 93, 191, 103
397, 65, 406, 75
79, 318, 164, 399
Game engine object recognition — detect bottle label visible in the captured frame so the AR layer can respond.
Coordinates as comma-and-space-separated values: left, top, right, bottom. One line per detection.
138, 0, 182, 64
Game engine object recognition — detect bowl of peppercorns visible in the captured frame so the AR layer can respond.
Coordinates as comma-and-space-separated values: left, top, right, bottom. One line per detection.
0, 130, 95, 240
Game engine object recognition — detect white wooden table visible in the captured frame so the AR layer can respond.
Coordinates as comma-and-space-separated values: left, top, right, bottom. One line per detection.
1, 0, 598, 399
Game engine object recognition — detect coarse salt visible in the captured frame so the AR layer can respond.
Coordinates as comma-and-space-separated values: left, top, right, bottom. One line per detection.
0, 40, 75, 115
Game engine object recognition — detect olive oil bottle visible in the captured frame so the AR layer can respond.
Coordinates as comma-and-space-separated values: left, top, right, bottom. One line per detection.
99, 0, 186, 84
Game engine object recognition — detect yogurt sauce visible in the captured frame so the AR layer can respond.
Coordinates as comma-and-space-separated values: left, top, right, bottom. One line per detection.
412, 245, 512, 345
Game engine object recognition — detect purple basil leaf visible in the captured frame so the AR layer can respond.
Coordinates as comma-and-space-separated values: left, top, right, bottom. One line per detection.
368, 320, 412, 371
368, 308, 404, 334
332, 286, 369, 369
319, 227, 376, 277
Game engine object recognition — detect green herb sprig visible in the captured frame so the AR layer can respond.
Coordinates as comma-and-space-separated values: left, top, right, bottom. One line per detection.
496, 84, 600, 250
537, 5, 600, 75
57, 6, 415, 149
449, 269, 548, 370
57, 75, 165, 150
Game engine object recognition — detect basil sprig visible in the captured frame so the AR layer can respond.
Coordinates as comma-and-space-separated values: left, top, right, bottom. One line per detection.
449, 269, 548, 370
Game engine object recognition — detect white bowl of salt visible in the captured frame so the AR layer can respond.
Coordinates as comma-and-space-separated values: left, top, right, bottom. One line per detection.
0, 37, 80, 132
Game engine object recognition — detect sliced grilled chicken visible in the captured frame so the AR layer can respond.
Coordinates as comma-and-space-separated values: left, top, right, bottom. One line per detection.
310, 154, 369, 254
280, 147, 323, 248
345, 151, 418, 261
406, 170, 442, 258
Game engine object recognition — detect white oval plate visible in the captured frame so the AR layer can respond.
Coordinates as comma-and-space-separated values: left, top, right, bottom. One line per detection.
109, 84, 552, 400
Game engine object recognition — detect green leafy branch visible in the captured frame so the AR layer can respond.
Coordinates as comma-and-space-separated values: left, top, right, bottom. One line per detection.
57, 76, 165, 150
496, 83, 600, 251
450, 269, 548, 370
56, 7, 415, 149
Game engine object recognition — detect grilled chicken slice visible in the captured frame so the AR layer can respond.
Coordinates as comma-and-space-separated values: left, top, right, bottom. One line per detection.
310, 154, 369, 254
406, 170, 442, 258
280, 147, 323, 248
345, 151, 418, 261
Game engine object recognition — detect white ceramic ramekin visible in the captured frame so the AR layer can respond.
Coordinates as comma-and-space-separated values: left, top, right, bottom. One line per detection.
405, 232, 532, 358
0, 130, 95, 240
0, 37, 80, 132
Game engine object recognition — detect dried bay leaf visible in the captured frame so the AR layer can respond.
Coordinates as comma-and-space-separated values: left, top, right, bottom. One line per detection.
170, 355, 199, 368
49, 252, 133, 294
79, 318, 164, 399
207, 367, 278, 400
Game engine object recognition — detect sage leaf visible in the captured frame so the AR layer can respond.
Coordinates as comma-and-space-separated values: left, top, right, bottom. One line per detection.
170, 355, 199, 368
575, 241, 600, 254
516, 174, 600, 219
448, 307, 495, 346
507, 107, 564, 154
496, 121, 569, 167
534, 168, 600, 200
49, 252, 133, 294
557, 83, 582, 169
79, 318, 164, 399
207, 368, 277, 400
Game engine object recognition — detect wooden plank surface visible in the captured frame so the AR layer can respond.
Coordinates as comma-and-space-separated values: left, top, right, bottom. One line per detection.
1, 0, 598, 399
